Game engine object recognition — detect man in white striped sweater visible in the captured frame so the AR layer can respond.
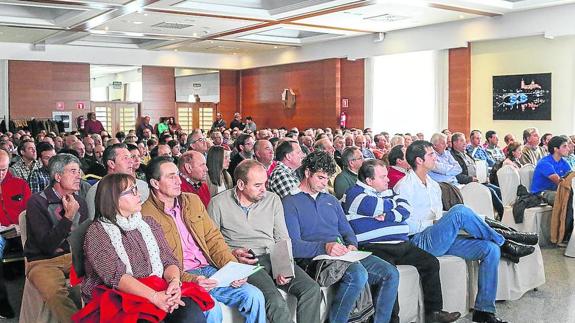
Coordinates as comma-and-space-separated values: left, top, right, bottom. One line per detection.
342, 159, 460, 323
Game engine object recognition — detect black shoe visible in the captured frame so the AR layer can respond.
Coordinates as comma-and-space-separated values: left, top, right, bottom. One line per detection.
500, 240, 535, 258
485, 218, 517, 232
472, 310, 508, 323
500, 251, 520, 263
426, 310, 461, 323
0, 299, 15, 319
493, 228, 539, 245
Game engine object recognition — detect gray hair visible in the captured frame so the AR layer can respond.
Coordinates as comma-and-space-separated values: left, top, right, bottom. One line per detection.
430, 133, 446, 145
341, 146, 360, 169
48, 153, 80, 184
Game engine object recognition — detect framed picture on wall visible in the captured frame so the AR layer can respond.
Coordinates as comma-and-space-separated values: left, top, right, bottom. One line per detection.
493, 73, 551, 120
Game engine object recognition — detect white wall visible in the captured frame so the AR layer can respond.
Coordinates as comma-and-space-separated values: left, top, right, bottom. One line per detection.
471, 35, 575, 139
91, 68, 143, 102
0, 60, 7, 126
175, 72, 220, 103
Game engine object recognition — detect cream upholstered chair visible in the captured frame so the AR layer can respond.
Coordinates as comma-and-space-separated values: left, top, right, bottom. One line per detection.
475, 160, 488, 184
519, 164, 535, 193
498, 165, 552, 246
460, 182, 495, 219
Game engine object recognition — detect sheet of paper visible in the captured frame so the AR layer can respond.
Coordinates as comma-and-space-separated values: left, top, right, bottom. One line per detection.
312, 250, 372, 263
270, 240, 295, 279
210, 262, 264, 288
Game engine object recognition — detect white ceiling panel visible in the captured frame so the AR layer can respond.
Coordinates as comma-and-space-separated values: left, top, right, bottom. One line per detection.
296, 2, 483, 33
93, 11, 263, 37
0, 25, 60, 42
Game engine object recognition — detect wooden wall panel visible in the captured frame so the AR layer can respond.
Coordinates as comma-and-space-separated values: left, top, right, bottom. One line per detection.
448, 46, 471, 136
240, 59, 347, 130
9, 61, 90, 125
142, 66, 175, 123
219, 70, 240, 123
340, 58, 365, 129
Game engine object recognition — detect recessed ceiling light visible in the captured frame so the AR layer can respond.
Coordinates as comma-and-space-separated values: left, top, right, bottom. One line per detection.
192, 33, 198, 37
459, 15, 465, 19
232, 52, 237, 55
133, 21, 144, 25
210, 41, 214, 44
143, 13, 148, 16
273, 46, 278, 49
104, 26, 109, 31
174, 49, 178, 52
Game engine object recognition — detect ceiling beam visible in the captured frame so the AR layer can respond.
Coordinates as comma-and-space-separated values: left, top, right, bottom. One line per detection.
428, 3, 502, 17
156, 0, 374, 50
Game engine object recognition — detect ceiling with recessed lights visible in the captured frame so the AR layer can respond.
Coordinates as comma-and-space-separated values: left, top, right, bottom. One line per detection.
0, 0, 573, 54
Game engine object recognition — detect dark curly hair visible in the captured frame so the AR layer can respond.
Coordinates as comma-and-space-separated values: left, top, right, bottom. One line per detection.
298, 150, 337, 178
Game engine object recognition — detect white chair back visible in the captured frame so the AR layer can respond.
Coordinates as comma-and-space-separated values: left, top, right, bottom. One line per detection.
475, 159, 488, 184
519, 164, 535, 192
460, 182, 495, 219
497, 165, 521, 206
19, 211, 27, 246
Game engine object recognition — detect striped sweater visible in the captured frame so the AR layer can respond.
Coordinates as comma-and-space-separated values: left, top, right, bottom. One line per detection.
342, 181, 411, 243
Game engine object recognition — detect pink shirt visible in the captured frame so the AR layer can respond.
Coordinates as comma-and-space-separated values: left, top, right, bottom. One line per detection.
165, 200, 209, 271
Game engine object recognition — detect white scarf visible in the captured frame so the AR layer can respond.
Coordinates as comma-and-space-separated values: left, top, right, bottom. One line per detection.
100, 212, 164, 277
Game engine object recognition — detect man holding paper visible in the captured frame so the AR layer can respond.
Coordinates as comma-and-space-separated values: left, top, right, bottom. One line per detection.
283, 151, 400, 323
208, 159, 321, 323
343, 159, 461, 323
142, 157, 266, 323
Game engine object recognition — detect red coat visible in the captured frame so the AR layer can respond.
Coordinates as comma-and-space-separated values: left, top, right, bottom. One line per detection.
0, 172, 31, 226
72, 275, 214, 323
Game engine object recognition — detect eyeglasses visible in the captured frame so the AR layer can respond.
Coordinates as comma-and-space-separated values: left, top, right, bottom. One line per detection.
190, 137, 206, 144
120, 185, 138, 197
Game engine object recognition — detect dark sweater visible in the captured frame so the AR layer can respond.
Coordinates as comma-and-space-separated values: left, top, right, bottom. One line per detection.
24, 187, 89, 262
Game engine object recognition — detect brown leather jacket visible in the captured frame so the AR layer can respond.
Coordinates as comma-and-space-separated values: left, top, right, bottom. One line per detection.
141, 192, 237, 282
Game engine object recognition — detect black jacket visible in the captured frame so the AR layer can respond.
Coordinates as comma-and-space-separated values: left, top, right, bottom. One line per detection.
451, 149, 475, 184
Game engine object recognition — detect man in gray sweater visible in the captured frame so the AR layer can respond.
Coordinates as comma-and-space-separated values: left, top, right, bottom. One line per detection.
208, 159, 320, 323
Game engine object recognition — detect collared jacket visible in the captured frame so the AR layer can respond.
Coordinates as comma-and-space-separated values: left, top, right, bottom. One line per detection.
0, 172, 31, 226
141, 192, 236, 283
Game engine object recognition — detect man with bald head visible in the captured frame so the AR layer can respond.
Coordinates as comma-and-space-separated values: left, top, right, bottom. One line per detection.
179, 151, 211, 207
0, 149, 30, 318
254, 140, 276, 177
355, 134, 375, 159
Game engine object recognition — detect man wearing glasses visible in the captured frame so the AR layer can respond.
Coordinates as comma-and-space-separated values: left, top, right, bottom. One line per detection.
228, 134, 255, 182
86, 143, 150, 218
187, 129, 208, 156
334, 146, 364, 200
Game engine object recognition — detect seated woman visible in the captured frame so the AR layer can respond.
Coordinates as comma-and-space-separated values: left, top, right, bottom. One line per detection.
206, 146, 233, 196
79, 173, 212, 322
503, 142, 524, 169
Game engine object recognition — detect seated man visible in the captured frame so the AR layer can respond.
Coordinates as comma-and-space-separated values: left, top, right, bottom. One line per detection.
268, 140, 305, 198
395, 140, 534, 323
451, 133, 504, 218
178, 151, 211, 207
485, 131, 505, 164
334, 146, 363, 200
283, 151, 399, 323
29, 142, 56, 193
429, 133, 461, 185
24, 153, 90, 323
466, 130, 495, 167
531, 136, 571, 205
387, 145, 409, 188
208, 160, 321, 323
142, 157, 265, 323
520, 127, 546, 165
0, 149, 31, 318
343, 159, 460, 323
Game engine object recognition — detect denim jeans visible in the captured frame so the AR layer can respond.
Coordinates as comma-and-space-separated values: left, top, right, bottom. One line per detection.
484, 183, 504, 216
410, 204, 505, 313
187, 265, 266, 323
0, 236, 5, 260
330, 255, 399, 323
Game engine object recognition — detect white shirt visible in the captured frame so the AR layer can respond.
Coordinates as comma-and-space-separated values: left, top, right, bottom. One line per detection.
394, 170, 443, 235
